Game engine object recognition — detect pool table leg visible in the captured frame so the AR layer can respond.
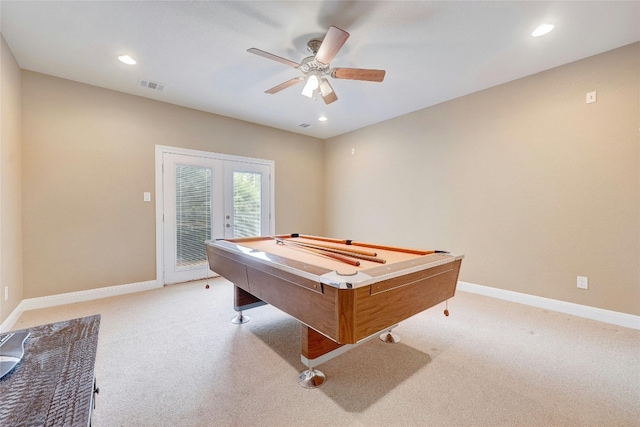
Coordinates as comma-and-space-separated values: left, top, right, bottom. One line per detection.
298, 324, 398, 388
231, 285, 267, 324
298, 367, 326, 389
379, 329, 401, 343
299, 326, 337, 388
231, 311, 250, 324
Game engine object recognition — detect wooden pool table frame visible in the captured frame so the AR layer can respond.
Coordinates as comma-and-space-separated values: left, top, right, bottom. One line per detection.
205, 234, 463, 386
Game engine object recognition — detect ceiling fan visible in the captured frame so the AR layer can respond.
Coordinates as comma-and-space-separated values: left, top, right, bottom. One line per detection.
247, 26, 386, 105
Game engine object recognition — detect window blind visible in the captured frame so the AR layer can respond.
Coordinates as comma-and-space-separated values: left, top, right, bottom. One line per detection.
233, 172, 261, 238
175, 165, 212, 268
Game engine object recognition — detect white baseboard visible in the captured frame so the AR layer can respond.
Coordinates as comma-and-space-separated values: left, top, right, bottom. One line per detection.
3, 279, 638, 332
458, 281, 640, 330
0, 304, 25, 333
0, 280, 161, 332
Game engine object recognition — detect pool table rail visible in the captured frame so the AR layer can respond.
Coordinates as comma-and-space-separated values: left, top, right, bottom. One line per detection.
206, 237, 463, 290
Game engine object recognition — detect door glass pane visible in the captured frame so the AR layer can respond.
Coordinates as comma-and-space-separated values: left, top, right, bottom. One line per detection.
233, 171, 261, 237
176, 165, 212, 268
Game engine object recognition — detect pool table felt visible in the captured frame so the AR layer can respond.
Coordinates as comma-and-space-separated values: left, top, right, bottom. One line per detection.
238, 236, 435, 276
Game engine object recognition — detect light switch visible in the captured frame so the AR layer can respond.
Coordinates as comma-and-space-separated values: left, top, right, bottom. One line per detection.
144, 192, 151, 202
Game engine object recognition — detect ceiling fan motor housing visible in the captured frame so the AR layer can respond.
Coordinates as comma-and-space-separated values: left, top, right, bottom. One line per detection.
306, 39, 323, 55
300, 55, 330, 75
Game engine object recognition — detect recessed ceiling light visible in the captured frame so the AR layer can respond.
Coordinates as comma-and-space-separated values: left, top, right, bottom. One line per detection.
532, 24, 555, 37
318, 116, 328, 122
118, 55, 136, 65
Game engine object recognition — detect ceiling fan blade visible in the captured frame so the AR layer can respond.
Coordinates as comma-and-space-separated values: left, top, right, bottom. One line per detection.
315, 26, 350, 64
331, 68, 386, 82
247, 48, 300, 68
319, 79, 338, 104
264, 77, 304, 94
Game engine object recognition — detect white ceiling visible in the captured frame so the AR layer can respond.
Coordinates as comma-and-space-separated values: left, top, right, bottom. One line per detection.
1, 1, 639, 139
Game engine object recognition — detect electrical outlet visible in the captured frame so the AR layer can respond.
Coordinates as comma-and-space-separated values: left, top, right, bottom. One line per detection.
577, 276, 588, 290
586, 91, 596, 104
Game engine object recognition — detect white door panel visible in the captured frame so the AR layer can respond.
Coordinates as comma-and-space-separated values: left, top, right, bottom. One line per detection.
162, 153, 223, 284
159, 148, 273, 285
223, 161, 271, 239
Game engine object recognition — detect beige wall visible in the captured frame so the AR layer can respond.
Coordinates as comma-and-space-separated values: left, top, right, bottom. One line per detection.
325, 42, 640, 316
21, 71, 324, 299
0, 34, 23, 323
7, 40, 640, 320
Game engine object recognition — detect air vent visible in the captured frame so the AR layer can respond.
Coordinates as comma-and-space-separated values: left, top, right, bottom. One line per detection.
299, 123, 313, 128
138, 78, 166, 92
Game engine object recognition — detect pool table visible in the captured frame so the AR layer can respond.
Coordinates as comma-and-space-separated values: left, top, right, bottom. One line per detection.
205, 234, 463, 387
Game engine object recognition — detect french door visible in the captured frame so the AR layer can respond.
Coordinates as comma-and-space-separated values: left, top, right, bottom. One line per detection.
158, 147, 273, 285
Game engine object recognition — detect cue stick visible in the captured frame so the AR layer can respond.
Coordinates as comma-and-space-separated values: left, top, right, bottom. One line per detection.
299, 234, 447, 256
352, 241, 449, 256
275, 239, 361, 266
293, 240, 378, 257
286, 240, 387, 264
298, 235, 348, 245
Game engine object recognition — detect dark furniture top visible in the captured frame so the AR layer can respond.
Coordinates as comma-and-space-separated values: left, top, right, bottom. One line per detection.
0, 315, 100, 427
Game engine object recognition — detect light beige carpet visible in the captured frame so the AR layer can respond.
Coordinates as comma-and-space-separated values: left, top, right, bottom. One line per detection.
12, 278, 640, 427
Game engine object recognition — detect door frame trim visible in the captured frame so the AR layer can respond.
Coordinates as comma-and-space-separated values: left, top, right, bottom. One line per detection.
155, 145, 275, 286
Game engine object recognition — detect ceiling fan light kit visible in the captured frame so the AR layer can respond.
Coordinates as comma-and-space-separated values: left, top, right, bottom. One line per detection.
248, 25, 386, 105
301, 73, 320, 98
319, 78, 337, 104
